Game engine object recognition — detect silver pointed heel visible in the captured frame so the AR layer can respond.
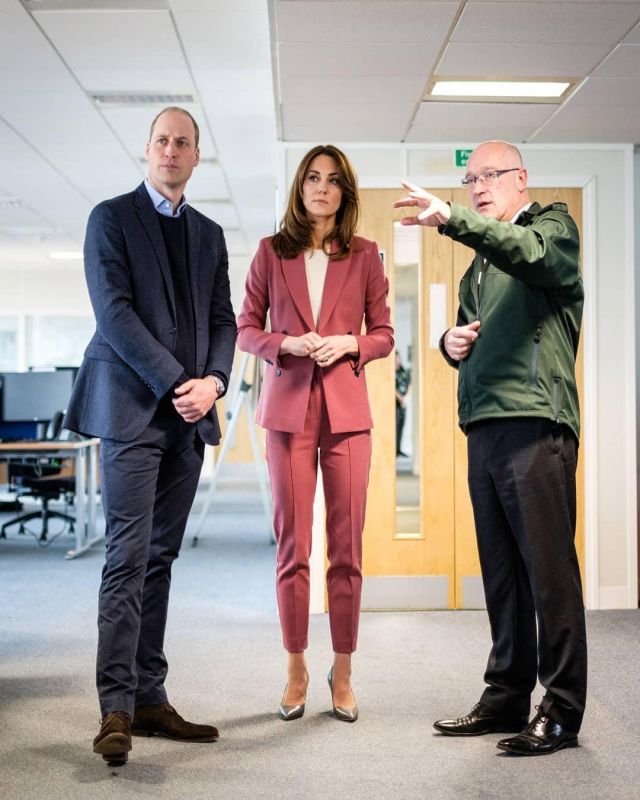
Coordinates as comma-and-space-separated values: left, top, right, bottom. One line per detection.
279, 672, 308, 721
328, 666, 358, 723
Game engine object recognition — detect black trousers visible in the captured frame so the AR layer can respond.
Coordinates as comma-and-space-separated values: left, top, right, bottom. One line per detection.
467, 418, 587, 733
96, 404, 204, 716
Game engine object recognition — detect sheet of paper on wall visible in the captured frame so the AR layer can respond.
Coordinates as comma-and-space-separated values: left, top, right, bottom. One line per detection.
429, 284, 447, 349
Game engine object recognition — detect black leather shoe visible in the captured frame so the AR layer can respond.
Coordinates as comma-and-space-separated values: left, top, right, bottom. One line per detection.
132, 702, 219, 742
93, 711, 132, 764
497, 710, 578, 756
433, 702, 528, 736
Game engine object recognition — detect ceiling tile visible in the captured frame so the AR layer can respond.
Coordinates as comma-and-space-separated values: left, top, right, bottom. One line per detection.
533, 102, 640, 140
174, 11, 272, 70
452, 2, 640, 45
34, 9, 186, 70
594, 44, 640, 77
278, 42, 441, 77
407, 101, 557, 143
439, 42, 611, 78
223, 229, 249, 257
623, 20, 640, 43
34, 146, 141, 203
280, 75, 426, 105
172, 0, 266, 10
568, 76, 640, 106
275, 1, 459, 43
189, 202, 239, 228
283, 110, 409, 141
184, 164, 231, 202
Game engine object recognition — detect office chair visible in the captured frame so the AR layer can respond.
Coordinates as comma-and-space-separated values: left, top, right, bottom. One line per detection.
0, 412, 76, 544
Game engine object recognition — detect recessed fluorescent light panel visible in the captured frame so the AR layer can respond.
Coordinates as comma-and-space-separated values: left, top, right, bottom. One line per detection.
427, 80, 572, 103
49, 252, 83, 260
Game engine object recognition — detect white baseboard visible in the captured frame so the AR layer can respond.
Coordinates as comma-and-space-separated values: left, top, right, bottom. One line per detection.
598, 585, 636, 609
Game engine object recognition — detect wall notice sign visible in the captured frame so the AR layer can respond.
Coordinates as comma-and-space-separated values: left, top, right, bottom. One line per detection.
455, 149, 472, 167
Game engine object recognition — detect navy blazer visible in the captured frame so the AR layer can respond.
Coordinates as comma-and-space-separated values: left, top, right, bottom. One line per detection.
65, 183, 237, 445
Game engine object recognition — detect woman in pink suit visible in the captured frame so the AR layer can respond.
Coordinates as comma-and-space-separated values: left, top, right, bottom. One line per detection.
237, 145, 393, 723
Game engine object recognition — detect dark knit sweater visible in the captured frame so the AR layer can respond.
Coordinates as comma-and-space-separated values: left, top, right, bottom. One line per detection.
158, 213, 196, 380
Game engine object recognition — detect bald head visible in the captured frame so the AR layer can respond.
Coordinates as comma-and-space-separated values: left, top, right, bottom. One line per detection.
465, 140, 529, 221
473, 140, 523, 168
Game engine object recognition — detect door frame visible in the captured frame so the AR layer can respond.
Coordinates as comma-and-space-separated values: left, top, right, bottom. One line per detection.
277, 142, 637, 611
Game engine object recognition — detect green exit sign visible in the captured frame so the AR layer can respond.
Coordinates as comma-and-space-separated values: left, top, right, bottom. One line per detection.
455, 149, 473, 167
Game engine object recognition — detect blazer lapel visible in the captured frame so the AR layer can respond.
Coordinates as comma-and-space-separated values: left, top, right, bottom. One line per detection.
317, 241, 351, 332
281, 253, 316, 331
133, 183, 176, 317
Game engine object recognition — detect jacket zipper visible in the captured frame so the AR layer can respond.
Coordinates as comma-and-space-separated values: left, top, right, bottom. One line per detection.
552, 377, 560, 421
475, 258, 487, 321
465, 257, 487, 422
529, 322, 542, 388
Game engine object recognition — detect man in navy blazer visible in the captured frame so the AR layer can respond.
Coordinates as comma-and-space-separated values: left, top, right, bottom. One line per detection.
65, 107, 236, 764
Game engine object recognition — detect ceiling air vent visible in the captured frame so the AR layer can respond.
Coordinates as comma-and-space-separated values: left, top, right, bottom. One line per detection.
0, 197, 22, 208
91, 92, 195, 107
24, 1, 169, 11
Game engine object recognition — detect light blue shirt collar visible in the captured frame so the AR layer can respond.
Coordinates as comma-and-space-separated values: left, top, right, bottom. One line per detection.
144, 179, 188, 218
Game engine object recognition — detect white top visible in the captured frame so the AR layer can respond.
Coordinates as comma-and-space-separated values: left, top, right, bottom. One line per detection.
304, 248, 329, 326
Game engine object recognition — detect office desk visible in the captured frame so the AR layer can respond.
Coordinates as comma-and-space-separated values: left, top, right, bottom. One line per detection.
0, 438, 101, 559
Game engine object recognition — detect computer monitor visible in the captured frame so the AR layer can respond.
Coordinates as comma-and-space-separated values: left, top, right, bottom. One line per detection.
0, 371, 74, 423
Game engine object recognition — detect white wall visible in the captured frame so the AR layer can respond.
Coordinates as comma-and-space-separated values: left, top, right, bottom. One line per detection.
0, 254, 251, 371
280, 141, 638, 610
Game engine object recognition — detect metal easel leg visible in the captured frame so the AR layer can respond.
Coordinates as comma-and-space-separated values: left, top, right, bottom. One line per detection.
192, 353, 274, 546
245, 383, 275, 545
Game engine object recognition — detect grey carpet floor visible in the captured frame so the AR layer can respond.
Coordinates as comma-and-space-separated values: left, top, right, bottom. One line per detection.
0, 482, 639, 800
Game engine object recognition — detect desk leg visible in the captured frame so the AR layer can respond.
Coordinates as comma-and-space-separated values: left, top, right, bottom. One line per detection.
66, 443, 103, 560
67, 449, 87, 558
88, 442, 97, 542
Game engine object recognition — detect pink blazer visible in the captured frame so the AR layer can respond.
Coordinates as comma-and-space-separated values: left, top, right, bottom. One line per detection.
237, 235, 394, 434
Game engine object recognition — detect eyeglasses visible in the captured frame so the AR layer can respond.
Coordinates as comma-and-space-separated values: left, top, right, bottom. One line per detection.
461, 168, 520, 187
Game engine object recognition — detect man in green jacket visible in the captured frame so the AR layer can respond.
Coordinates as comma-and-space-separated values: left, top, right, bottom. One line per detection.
395, 141, 586, 756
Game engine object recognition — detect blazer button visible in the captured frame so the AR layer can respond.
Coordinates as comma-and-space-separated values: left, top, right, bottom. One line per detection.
275, 369, 282, 377
169, 326, 177, 334
281, 329, 288, 335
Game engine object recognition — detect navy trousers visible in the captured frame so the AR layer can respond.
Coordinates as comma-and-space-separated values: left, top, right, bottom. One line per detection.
96, 403, 204, 716
467, 418, 587, 733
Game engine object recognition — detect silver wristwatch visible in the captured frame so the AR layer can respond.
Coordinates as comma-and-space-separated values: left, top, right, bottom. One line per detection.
207, 374, 225, 395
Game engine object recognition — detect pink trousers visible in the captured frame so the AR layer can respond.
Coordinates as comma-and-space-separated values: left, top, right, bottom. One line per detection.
266, 373, 372, 654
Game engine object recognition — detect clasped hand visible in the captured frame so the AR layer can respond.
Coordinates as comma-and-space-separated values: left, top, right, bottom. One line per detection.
173, 377, 219, 423
281, 332, 358, 367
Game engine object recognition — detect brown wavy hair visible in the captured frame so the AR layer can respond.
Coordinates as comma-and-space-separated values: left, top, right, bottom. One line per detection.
272, 145, 359, 260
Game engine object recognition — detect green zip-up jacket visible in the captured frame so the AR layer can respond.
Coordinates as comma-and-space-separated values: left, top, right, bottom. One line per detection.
439, 200, 583, 440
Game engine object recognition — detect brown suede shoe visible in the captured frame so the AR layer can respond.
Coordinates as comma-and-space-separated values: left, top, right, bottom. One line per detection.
132, 702, 219, 742
93, 711, 132, 764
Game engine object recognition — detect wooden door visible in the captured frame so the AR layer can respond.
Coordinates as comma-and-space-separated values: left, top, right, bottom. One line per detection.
359, 189, 456, 609
359, 187, 585, 609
